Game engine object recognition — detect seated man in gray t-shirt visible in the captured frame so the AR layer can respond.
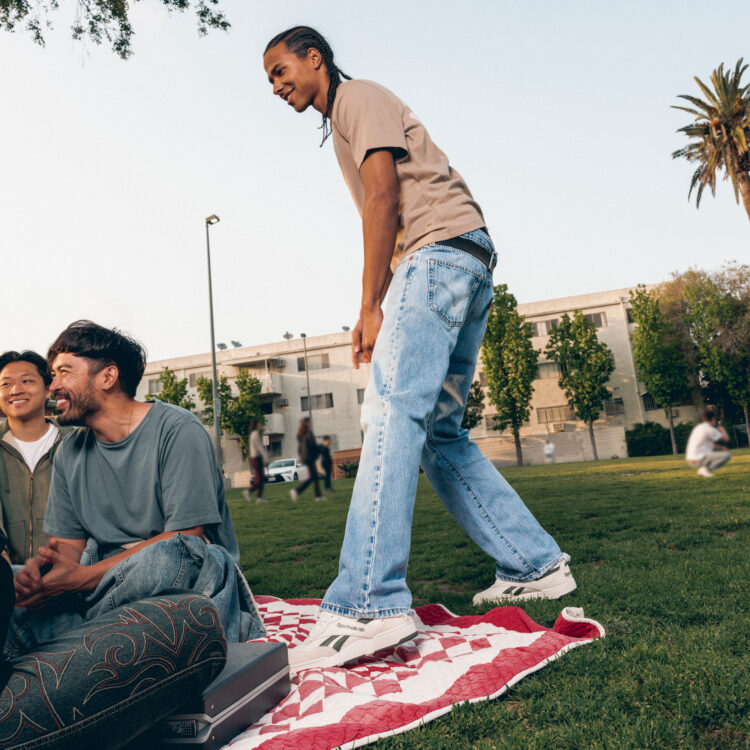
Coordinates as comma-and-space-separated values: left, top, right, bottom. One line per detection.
10, 320, 263, 656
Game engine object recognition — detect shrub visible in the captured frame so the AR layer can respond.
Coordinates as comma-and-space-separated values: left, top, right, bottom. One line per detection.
625, 421, 696, 457
339, 461, 359, 478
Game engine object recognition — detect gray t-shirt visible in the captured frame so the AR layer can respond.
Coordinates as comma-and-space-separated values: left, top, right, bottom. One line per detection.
45, 400, 239, 562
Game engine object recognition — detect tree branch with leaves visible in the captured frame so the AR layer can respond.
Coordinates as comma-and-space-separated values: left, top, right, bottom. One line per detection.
545, 311, 614, 460
480, 284, 538, 466
196, 370, 263, 459
0, 0, 230, 59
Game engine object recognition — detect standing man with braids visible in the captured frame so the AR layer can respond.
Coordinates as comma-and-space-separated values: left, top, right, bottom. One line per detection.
263, 26, 576, 673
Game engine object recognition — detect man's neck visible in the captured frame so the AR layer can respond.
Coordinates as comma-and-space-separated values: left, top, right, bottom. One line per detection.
7, 415, 50, 443
86, 398, 153, 443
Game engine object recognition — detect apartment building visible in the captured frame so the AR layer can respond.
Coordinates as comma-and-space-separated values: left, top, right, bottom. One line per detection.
135, 285, 701, 484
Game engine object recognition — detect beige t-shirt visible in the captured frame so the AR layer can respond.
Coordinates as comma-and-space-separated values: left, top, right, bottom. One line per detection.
331, 80, 485, 269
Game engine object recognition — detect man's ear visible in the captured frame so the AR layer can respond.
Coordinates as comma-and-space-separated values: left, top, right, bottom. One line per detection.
98, 365, 121, 394
307, 47, 323, 70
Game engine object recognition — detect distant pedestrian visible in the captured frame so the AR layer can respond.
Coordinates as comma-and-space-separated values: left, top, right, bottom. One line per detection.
244, 419, 268, 502
291, 417, 325, 502
543, 439, 556, 464
320, 436, 333, 491
686, 409, 731, 477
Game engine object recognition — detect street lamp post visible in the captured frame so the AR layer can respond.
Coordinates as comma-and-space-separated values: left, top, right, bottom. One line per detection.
205, 214, 224, 471
301, 333, 312, 419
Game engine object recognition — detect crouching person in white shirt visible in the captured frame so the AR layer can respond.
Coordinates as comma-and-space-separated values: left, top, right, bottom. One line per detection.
685, 409, 731, 478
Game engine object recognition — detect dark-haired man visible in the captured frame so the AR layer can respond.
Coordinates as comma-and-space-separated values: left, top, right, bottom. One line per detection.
0, 350, 72, 564
8, 320, 264, 657
264, 27, 574, 673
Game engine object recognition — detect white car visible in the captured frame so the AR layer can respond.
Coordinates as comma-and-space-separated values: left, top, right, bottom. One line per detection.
266, 458, 310, 483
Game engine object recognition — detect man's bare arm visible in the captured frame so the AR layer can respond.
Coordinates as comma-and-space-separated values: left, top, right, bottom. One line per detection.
15, 527, 205, 608
352, 148, 399, 369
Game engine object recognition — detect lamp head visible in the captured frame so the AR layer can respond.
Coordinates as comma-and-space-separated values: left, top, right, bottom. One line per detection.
206, 214, 220, 225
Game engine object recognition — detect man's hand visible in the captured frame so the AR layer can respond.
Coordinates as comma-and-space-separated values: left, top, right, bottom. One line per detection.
352, 306, 384, 369
15, 539, 93, 609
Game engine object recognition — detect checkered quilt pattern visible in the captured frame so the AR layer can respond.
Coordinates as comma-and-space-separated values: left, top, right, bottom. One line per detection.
225, 596, 605, 749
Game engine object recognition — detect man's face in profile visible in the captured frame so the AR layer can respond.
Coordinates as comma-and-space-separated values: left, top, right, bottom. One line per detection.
49, 353, 100, 426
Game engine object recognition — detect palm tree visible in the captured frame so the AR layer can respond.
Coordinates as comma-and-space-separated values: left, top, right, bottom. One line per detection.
672, 59, 750, 221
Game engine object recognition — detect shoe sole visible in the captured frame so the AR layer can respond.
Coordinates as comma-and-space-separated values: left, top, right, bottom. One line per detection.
290, 625, 418, 674
473, 577, 577, 605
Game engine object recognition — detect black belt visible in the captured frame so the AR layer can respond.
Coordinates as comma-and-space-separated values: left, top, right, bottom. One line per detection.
439, 228, 496, 272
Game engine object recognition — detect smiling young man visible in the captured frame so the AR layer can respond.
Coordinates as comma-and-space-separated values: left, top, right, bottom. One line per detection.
263, 26, 576, 673
7, 320, 264, 658
0, 350, 71, 565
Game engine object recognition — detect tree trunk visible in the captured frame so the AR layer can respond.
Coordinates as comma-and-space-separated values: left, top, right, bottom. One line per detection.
667, 407, 677, 455
739, 171, 750, 222
588, 419, 599, 460
513, 426, 523, 466
589, 419, 599, 461
744, 404, 750, 449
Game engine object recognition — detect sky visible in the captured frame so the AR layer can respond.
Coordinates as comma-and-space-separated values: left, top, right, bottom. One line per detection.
1, 0, 748, 362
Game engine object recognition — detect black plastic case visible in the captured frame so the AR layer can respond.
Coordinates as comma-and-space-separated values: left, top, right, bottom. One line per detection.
159, 641, 290, 748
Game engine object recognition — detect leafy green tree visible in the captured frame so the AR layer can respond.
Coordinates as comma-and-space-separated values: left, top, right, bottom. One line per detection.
629, 285, 691, 454
0, 0, 229, 59
480, 285, 538, 466
461, 380, 485, 431
145, 367, 195, 411
672, 59, 750, 220
196, 370, 263, 459
545, 311, 614, 460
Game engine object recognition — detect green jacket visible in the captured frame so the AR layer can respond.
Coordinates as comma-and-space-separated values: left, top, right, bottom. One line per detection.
0, 419, 72, 564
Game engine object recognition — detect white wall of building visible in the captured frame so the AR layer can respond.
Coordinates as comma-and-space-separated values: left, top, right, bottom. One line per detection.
136, 285, 702, 485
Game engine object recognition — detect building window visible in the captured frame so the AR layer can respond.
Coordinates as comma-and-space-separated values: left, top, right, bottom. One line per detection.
297, 353, 330, 372
148, 379, 162, 395
536, 362, 561, 380
626, 308, 635, 324
484, 414, 503, 431
188, 371, 211, 387
301, 393, 334, 411
268, 440, 282, 458
260, 401, 273, 415
357, 388, 366, 404
603, 397, 625, 416
530, 319, 559, 337
641, 393, 659, 411
585, 312, 607, 328
478, 371, 487, 387
537, 404, 575, 424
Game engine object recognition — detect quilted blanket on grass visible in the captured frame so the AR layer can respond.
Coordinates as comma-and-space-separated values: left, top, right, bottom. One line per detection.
225, 596, 605, 749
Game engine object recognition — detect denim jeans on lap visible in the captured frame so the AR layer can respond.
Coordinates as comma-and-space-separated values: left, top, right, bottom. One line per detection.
321, 231, 563, 618
5, 534, 265, 660
0, 593, 226, 749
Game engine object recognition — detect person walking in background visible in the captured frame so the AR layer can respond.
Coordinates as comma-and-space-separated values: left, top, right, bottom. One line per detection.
320, 435, 333, 491
244, 418, 268, 503
291, 417, 325, 502
686, 409, 731, 477
543, 439, 556, 464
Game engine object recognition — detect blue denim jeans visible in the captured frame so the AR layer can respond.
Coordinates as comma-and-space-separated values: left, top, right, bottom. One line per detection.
4, 534, 265, 660
321, 231, 564, 618
0, 593, 226, 749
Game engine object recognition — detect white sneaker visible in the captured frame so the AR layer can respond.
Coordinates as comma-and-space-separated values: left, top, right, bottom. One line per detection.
288, 611, 418, 673
697, 466, 714, 478
473, 558, 577, 605
290, 489, 298, 501
242, 489, 251, 502
314, 495, 327, 502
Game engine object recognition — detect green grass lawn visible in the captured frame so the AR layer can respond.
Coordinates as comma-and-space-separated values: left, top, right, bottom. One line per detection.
228, 450, 750, 749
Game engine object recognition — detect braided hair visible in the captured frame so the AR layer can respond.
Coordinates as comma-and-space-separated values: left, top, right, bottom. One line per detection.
265, 26, 351, 146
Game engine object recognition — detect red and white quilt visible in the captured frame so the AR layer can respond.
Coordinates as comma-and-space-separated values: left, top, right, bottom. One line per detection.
226, 597, 605, 749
